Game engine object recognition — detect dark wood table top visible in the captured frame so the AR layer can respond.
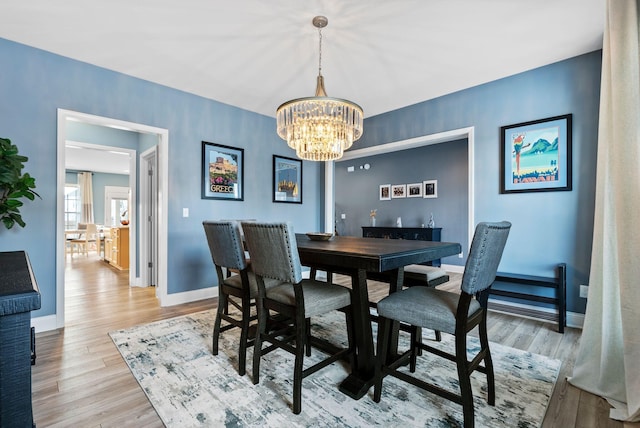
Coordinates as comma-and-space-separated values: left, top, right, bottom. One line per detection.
296, 234, 461, 272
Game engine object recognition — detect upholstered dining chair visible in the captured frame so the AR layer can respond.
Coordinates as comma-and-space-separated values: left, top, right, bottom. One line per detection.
70, 223, 98, 256
241, 221, 355, 415
373, 221, 511, 428
202, 220, 272, 376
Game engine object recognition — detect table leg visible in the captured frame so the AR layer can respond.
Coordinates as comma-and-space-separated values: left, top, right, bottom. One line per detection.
338, 268, 375, 399
385, 268, 404, 362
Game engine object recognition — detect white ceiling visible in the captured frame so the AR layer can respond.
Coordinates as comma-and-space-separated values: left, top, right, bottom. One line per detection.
65, 144, 131, 175
1, 0, 605, 119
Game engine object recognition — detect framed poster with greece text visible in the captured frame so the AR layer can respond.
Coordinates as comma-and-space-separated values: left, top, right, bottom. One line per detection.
201, 141, 244, 201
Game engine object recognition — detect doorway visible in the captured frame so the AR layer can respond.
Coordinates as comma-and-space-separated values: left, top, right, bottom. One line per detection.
56, 109, 169, 329
324, 127, 476, 251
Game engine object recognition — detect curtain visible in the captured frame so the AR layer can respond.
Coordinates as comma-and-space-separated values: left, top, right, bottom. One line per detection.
568, 0, 640, 422
78, 172, 94, 224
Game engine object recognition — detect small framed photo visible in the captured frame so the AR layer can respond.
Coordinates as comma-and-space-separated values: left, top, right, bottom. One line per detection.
391, 184, 407, 199
273, 155, 302, 203
202, 141, 244, 201
500, 114, 572, 194
407, 183, 423, 198
379, 184, 391, 201
423, 180, 438, 198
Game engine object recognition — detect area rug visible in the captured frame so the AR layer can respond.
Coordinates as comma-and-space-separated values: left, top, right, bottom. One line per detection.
110, 310, 561, 427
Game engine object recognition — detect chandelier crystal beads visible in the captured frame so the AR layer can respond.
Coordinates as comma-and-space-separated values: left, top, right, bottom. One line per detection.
276, 16, 363, 161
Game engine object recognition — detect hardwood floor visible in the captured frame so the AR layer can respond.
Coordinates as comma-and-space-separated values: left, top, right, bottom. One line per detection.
32, 256, 638, 427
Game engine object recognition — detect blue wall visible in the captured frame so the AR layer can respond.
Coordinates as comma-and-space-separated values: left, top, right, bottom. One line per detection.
356, 51, 602, 314
0, 37, 323, 318
335, 139, 469, 267
0, 35, 601, 317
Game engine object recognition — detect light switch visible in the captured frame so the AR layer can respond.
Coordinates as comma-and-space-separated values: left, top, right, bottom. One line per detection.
182, 208, 189, 217
341, 213, 346, 219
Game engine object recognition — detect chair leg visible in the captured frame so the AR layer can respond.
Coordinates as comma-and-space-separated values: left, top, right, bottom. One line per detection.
237, 295, 251, 376
252, 298, 268, 385
326, 271, 333, 283
373, 317, 392, 403
212, 292, 227, 356
305, 318, 312, 357
293, 311, 306, 414
455, 332, 475, 428
410, 326, 418, 372
479, 317, 495, 405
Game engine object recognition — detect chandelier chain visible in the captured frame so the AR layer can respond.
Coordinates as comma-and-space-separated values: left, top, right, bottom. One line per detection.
318, 27, 323, 77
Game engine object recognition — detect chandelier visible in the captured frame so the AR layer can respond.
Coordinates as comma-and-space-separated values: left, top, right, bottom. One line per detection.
276, 16, 363, 162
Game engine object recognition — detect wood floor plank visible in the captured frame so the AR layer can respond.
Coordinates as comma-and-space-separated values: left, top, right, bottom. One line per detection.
31, 254, 636, 427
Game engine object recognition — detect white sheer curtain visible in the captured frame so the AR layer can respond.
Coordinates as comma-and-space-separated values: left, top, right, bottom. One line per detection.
568, 0, 640, 422
78, 172, 94, 224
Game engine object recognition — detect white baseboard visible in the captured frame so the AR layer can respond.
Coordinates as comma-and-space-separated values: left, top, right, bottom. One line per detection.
160, 286, 217, 307
566, 311, 584, 329
31, 314, 58, 333
488, 298, 584, 329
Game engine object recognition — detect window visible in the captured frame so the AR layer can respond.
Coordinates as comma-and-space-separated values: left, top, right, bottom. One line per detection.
110, 198, 128, 226
64, 185, 81, 229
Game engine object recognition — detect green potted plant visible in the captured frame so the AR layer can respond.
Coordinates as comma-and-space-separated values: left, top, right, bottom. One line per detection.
0, 137, 40, 229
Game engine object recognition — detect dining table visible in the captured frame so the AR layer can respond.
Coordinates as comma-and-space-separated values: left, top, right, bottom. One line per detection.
295, 234, 462, 400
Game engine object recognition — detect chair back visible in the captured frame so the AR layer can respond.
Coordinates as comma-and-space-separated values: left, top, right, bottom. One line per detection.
241, 221, 302, 284
461, 221, 511, 295
85, 223, 98, 240
202, 220, 249, 271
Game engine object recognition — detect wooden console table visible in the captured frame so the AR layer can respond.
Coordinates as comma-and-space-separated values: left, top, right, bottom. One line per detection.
362, 226, 442, 266
0, 251, 41, 427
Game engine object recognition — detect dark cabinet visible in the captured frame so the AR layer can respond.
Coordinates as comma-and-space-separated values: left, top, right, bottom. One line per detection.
362, 227, 443, 266
0, 251, 41, 428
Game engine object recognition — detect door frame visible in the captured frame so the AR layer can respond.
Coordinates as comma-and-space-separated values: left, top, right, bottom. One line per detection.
56, 109, 169, 328
140, 146, 159, 289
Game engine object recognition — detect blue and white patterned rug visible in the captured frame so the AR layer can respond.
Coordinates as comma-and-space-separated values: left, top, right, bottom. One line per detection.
110, 310, 561, 427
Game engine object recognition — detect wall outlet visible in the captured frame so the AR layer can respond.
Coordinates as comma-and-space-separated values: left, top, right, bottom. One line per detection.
579, 284, 589, 298
458, 251, 463, 258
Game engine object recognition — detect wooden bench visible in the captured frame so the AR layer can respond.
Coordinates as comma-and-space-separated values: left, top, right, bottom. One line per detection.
402, 264, 449, 287
490, 263, 567, 333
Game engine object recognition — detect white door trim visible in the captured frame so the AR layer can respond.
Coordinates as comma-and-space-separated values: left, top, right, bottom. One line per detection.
56, 109, 169, 329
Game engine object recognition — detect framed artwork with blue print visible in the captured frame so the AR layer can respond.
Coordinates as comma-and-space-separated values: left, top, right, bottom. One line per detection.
500, 114, 572, 194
